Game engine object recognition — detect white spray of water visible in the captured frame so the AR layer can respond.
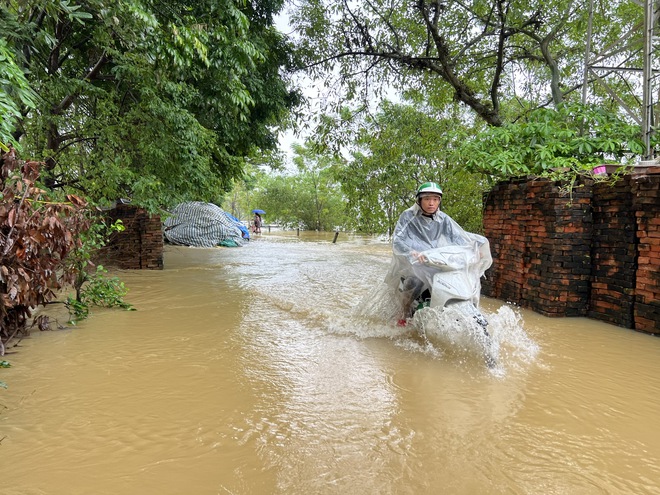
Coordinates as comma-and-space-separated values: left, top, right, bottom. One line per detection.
416, 303, 538, 374
487, 304, 540, 370
412, 305, 497, 367
334, 283, 538, 374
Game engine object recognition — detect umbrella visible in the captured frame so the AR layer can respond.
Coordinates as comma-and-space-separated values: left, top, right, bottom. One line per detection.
252, 209, 266, 214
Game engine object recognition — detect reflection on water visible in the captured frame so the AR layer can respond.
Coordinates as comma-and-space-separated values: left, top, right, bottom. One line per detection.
2, 231, 660, 494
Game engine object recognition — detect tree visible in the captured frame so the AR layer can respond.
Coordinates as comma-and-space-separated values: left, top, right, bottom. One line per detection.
221, 151, 284, 221
290, 142, 346, 230
2, 0, 298, 209
337, 101, 485, 235
287, 0, 656, 203
255, 143, 347, 230
289, 0, 644, 127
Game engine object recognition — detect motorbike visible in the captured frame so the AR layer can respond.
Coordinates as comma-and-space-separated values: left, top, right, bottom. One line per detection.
401, 243, 497, 367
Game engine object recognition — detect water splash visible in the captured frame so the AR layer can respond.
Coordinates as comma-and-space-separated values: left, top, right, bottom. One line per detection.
351, 282, 404, 324
341, 283, 537, 374
487, 304, 540, 369
413, 305, 497, 368
324, 282, 410, 339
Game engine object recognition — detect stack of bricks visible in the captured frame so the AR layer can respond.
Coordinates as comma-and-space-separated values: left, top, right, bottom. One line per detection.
98, 204, 164, 270
482, 172, 660, 333
632, 171, 660, 333
588, 177, 637, 327
483, 177, 593, 317
522, 179, 593, 317
482, 179, 530, 303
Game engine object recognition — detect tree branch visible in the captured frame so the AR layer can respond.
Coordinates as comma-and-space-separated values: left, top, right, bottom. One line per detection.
52, 52, 109, 116
416, 0, 502, 125
490, 0, 506, 114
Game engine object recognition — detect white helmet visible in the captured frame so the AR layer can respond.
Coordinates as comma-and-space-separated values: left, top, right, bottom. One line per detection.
416, 181, 443, 198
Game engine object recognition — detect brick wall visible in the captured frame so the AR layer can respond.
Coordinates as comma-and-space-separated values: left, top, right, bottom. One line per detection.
632, 174, 660, 332
483, 178, 592, 318
588, 176, 637, 327
98, 204, 164, 270
483, 171, 660, 334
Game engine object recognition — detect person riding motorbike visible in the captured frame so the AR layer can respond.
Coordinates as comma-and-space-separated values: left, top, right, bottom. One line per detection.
384, 182, 491, 324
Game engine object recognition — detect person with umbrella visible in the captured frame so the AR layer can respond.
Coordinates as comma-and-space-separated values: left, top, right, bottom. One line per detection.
252, 209, 265, 234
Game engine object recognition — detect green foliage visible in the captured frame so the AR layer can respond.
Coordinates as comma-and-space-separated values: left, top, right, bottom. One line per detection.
0, 359, 9, 388
0, 38, 37, 150
254, 143, 347, 230
1, 0, 298, 210
459, 103, 649, 180
66, 266, 134, 324
64, 217, 125, 303
221, 151, 285, 221
62, 215, 134, 324
65, 297, 88, 322
335, 101, 486, 235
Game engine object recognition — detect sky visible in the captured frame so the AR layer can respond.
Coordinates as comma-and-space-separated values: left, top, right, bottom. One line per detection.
275, 10, 306, 164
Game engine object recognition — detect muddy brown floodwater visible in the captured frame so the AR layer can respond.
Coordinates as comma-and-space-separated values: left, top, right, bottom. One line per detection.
2, 231, 660, 495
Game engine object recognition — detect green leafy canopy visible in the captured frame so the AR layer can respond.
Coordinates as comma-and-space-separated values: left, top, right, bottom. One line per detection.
1, 0, 299, 210
459, 103, 648, 180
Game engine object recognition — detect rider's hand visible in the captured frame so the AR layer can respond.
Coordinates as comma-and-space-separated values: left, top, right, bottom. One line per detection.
410, 251, 427, 264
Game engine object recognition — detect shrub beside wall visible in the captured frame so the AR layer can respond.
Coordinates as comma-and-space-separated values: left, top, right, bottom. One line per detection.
483, 171, 660, 334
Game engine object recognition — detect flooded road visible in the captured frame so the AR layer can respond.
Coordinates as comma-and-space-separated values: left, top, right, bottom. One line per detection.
2, 231, 660, 494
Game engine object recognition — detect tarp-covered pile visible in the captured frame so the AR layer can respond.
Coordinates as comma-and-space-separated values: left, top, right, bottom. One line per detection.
163, 202, 247, 247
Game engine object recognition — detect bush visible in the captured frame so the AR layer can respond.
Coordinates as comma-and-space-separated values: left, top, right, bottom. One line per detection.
0, 149, 89, 347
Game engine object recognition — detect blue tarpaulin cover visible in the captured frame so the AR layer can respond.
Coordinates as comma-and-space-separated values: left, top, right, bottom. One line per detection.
226, 212, 250, 239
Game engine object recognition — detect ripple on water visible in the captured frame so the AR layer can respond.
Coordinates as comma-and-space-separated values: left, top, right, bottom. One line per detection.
4, 239, 660, 495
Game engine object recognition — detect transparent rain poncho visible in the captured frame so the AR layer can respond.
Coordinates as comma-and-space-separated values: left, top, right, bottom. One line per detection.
384, 203, 493, 307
